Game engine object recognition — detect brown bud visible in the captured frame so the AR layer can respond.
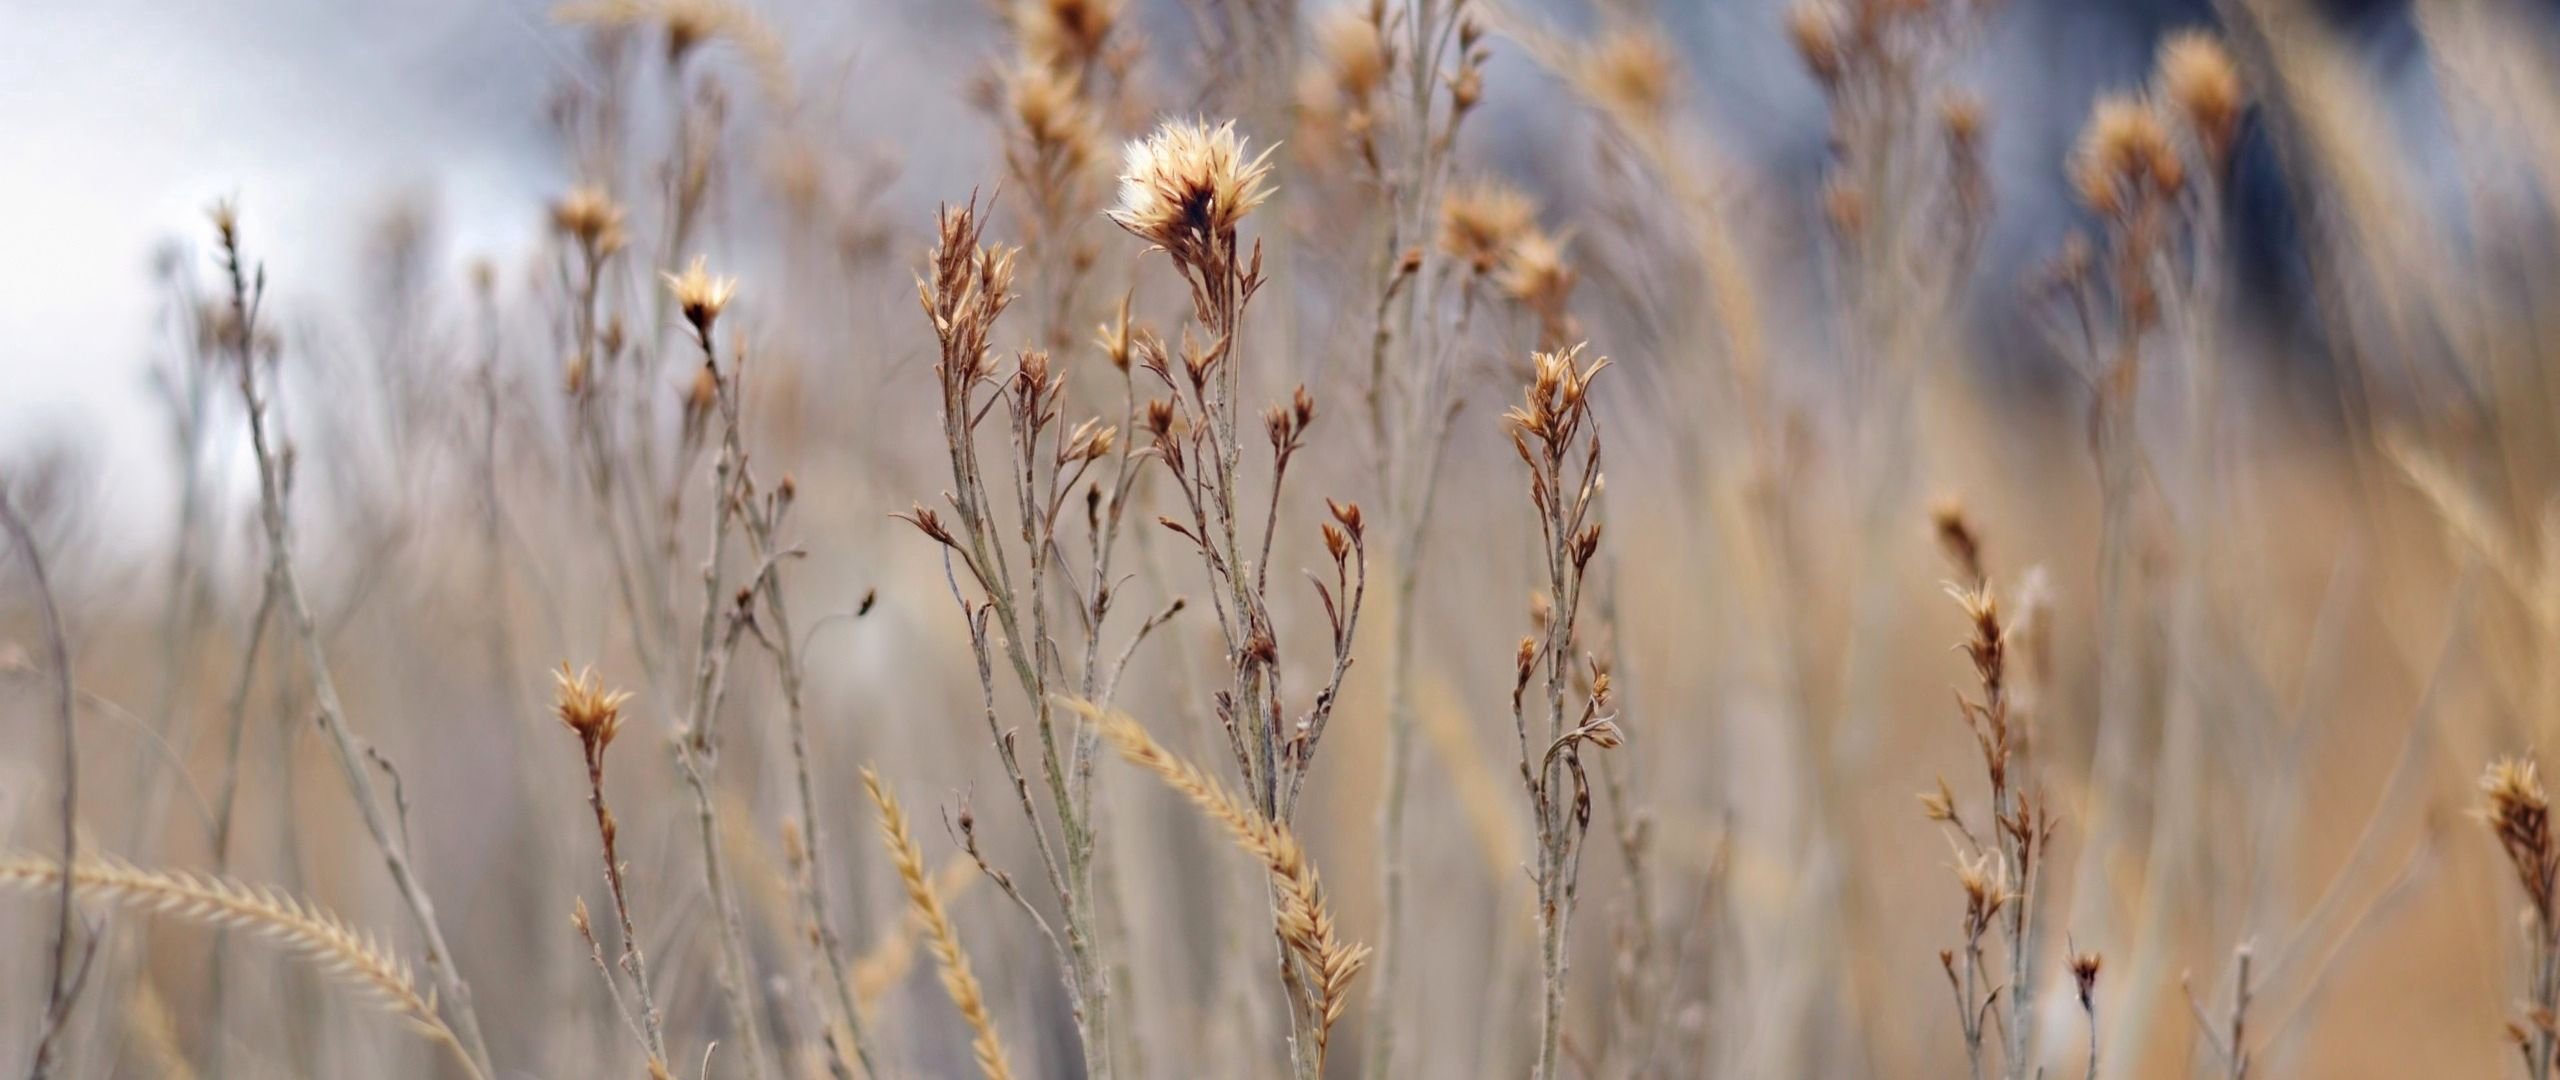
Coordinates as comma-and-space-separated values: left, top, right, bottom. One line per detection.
1326, 498, 1363, 538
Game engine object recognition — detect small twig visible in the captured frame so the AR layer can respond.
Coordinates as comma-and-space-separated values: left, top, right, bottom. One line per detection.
2, 487, 83, 1080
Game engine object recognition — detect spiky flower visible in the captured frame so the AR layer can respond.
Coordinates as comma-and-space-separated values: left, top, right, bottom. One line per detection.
553, 664, 633, 751
662, 256, 738, 339
1109, 118, 1276, 256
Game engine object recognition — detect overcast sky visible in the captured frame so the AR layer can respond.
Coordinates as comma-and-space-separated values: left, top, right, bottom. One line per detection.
4, 0, 2450, 557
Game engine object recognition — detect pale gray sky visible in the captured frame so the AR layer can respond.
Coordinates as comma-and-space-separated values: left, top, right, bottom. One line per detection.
4, 0, 560, 542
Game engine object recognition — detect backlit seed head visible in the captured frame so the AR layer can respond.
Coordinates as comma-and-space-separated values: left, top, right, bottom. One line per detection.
1576, 30, 1677, 125
663, 255, 739, 337
2156, 32, 2243, 162
1315, 7, 1391, 102
1017, 0, 1123, 71
1438, 177, 1538, 275
1499, 229, 1576, 308
551, 185, 628, 256
1009, 62, 1099, 169
2070, 95, 2179, 215
1110, 118, 1277, 252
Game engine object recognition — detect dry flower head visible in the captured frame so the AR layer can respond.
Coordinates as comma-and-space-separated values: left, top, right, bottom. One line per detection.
663, 255, 739, 338
2155, 31, 2243, 163
554, 663, 633, 750
1439, 177, 1538, 275
1109, 118, 1277, 252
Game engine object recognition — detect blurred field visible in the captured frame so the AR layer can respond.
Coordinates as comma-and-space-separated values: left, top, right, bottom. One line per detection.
4, 0, 2560, 1077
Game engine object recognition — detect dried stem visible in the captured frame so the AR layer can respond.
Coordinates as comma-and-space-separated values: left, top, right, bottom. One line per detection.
208, 202, 494, 1078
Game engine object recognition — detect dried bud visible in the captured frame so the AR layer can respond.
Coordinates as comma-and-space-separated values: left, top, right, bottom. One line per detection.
1580, 717, 1624, 750
1932, 500, 1984, 584
2071, 951, 2103, 1010
903, 505, 956, 547
1095, 292, 1136, 370
1919, 777, 1958, 823
1326, 498, 1363, 538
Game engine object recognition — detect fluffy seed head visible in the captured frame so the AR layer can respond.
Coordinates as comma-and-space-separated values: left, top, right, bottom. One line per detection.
2070, 95, 2180, 215
1109, 119, 1277, 252
1009, 63, 1099, 169
1499, 229, 1576, 310
1017, 0, 1123, 71
552, 185, 628, 255
1316, 8, 1391, 101
2155, 32, 2243, 161
663, 255, 739, 337
1438, 177, 1538, 275
1576, 30, 1677, 125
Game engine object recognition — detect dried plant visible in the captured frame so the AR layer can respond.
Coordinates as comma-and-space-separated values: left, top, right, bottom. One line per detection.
206, 202, 495, 1077
1070, 699, 1369, 1078
862, 767, 1015, 1080
1925, 506, 2057, 1080
20, 1, 2560, 1077
1502, 344, 1619, 1080
2482, 757, 2560, 1079
0, 855, 484, 1080
901, 193, 1169, 1079
551, 664, 672, 1076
